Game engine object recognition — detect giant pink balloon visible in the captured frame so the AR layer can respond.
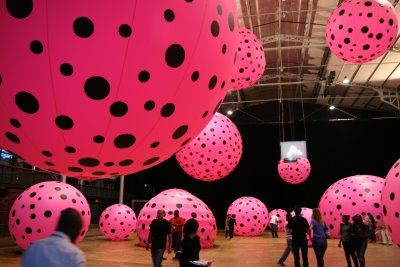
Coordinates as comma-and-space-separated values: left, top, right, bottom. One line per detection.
382, 159, 400, 247
227, 197, 269, 236
326, 0, 398, 63
268, 209, 287, 232
176, 112, 242, 181
8, 181, 91, 249
230, 28, 266, 90
99, 204, 136, 240
136, 189, 216, 248
278, 158, 311, 184
319, 175, 384, 238
0, 1, 238, 180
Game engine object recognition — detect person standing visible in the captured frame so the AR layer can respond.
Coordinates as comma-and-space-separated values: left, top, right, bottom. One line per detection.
338, 215, 359, 267
225, 214, 231, 239
287, 205, 311, 267
310, 208, 328, 267
270, 213, 279, 238
352, 214, 369, 267
22, 208, 86, 267
170, 209, 186, 259
378, 218, 392, 245
146, 209, 172, 267
228, 214, 237, 239
277, 212, 293, 266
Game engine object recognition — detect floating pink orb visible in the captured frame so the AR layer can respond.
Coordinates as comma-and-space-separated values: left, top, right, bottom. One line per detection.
227, 196, 269, 236
326, 0, 398, 63
99, 204, 136, 240
382, 159, 400, 246
319, 175, 384, 238
8, 181, 91, 249
136, 189, 216, 248
268, 209, 287, 232
230, 28, 266, 90
0, 1, 239, 180
176, 112, 242, 181
278, 158, 311, 184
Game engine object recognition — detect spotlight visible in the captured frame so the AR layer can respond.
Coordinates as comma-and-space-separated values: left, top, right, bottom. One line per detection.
343, 77, 350, 84
329, 105, 335, 110
227, 110, 233, 115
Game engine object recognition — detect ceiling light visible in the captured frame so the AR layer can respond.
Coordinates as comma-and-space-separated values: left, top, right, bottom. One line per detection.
227, 110, 233, 115
343, 78, 350, 84
329, 105, 335, 110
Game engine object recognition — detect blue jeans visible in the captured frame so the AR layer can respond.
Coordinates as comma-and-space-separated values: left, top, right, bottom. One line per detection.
172, 232, 182, 254
312, 237, 327, 267
278, 239, 292, 264
292, 240, 308, 267
151, 248, 164, 267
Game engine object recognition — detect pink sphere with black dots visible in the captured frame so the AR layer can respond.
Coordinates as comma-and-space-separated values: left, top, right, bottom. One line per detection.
99, 204, 136, 240
136, 189, 217, 248
319, 175, 384, 238
227, 197, 269, 236
268, 209, 287, 232
8, 181, 91, 249
278, 158, 311, 184
176, 112, 243, 181
230, 28, 266, 90
0, 1, 239, 180
382, 159, 400, 246
326, 0, 398, 63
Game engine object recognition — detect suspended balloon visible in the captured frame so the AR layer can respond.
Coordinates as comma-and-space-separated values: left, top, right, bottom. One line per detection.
99, 204, 137, 240
278, 158, 311, 184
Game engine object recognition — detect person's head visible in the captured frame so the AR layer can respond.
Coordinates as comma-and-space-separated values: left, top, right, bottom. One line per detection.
183, 218, 199, 236
56, 208, 83, 243
231, 214, 236, 218
157, 209, 166, 220
286, 212, 292, 221
312, 208, 323, 224
342, 215, 350, 223
174, 209, 179, 218
352, 214, 363, 224
294, 205, 302, 216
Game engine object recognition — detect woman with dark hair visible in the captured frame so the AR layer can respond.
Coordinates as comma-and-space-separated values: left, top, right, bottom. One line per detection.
277, 212, 293, 266
310, 208, 329, 267
338, 215, 359, 267
179, 219, 212, 267
352, 214, 369, 267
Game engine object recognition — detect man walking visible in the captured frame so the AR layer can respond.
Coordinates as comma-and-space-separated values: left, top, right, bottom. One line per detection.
270, 213, 279, 238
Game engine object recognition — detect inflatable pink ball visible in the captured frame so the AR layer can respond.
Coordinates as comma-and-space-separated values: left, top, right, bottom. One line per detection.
278, 158, 311, 184
8, 181, 91, 249
326, 0, 398, 63
136, 189, 216, 248
268, 209, 287, 232
227, 197, 269, 236
176, 112, 243, 181
0, 1, 239, 180
382, 159, 400, 246
230, 28, 266, 90
99, 204, 136, 240
319, 175, 384, 238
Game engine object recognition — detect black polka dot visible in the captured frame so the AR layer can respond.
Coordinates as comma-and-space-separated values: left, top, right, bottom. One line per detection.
73, 17, 94, 38
176, 203, 182, 208
138, 71, 150, 83
150, 142, 160, 148
5, 132, 20, 144
363, 44, 370, 50
217, 5, 223, 15
110, 101, 128, 117
84, 76, 110, 100
119, 24, 132, 37
365, 1, 372, 7
41, 151, 52, 157
228, 12, 235, 32
9, 118, 21, 128
15, 91, 39, 114
374, 203, 380, 208
29, 192, 36, 198
389, 19, 394, 26
104, 162, 114, 166
144, 101, 155, 111
361, 26, 369, 33
339, 9, 345, 16
367, 13, 372, 18
114, 134, 136, 149
44, 161, 54, 166
160, 103, 175, 117
165, 44, 185, 68
191, 71, 199, 82
191, 212, 197, 218
55, 115, 74, 130
143, 157, 159, 166
376, 33, 383, 40
92, 171, 106, 176
93, 135, 105, 143
59, 63, 73, 76
211, 21, 220, 37
119, 159, 133, 166
208, 76, 218, 90
390, 192, 395, 200
6, 0, 33, 19
222, 44, 227, 54
54, 187, 61, 191
344, 38, 350, 44
79, 157, 100, 167
181, 138, 191, 147
202, 111, 208, 118
172, 125, 188, 139
164, 9, 175, 22
30, 40, 43, 54
336, 204, 342, 210
60, 194, 67, 200
65, 146, 76, 153
44, 210, 52, 218
25, 227, 32, 234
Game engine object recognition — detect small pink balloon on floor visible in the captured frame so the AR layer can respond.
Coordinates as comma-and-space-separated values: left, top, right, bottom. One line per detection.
268, 209, 287, 232
230, 28, 266, 90
176, 112, 243, 181
227, 197, 269, 236
8, 181, 91, 249
381, 159, 400, 246
319, 174, 384, 238
99, 204, 136, 240
326, 0, 398, 63
0, 0, 239, 180
136, 189, 216, 248
278, 158, 311, 184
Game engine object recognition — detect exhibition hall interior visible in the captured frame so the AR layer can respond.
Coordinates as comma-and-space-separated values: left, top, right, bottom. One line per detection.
0, 0, 400, 266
